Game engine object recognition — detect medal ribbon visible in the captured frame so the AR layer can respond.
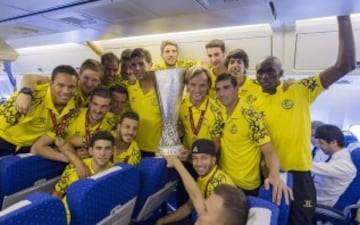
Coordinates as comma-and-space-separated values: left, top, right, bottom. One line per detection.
85, 112, 101, 148
188, 99, 209, 136
49, 110, 69, 138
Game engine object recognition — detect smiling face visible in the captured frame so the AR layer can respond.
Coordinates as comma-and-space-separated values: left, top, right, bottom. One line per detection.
111, 91, 128, 114
89, 139, 113, 169
88, 95, 111, 124
50, 73, 78, 107
188, 72, 209, 106
102, 59, 119, 85
131, 56, 152, 81
216, 79, 238, 108
192, 153, 216, 177
79, 69, 101, 95
256, 57, 283, 94
227, 58, 246, 85
207, 47, 225, 69
117, 117, 139, 144
161, 44, 178, 67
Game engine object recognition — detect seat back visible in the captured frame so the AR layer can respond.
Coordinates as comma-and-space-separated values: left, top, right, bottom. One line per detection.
0, 192, 66, 225
246, 196, 279, 225
132, 157, 178, 222
343, 131, 359, 147
258, 172, 293, 225
67, 164, 139, 225
333, 147, 360, 210
0, 154, 67, 207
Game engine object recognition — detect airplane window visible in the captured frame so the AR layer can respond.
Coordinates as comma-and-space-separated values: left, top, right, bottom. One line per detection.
349, 125, 360, 140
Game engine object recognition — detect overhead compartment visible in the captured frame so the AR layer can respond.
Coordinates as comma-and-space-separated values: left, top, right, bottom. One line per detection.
293, 16, 360, 73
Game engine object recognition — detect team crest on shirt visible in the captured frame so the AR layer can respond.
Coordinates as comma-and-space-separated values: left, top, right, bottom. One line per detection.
281, 99, 293, 110
131, 96, 136, 103
230, 124, 238, 134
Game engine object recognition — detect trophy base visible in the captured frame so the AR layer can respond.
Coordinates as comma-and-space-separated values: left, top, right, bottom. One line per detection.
158, 145, 182, 156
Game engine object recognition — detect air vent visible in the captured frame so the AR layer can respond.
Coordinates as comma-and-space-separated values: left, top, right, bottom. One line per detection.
58, 15, 96, 26
13, 26, 39, 34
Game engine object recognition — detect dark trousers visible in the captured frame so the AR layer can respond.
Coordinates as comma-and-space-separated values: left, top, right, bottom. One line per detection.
0, 137, 31, 157
287, 171, 316, 225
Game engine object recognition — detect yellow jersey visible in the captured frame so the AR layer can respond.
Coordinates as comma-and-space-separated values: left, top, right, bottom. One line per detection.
0, 83, 77, 149
196, 165, 235, 198
113, 141, 141, 166
179, 96, 223, 150
152, 59, 200, 70
220, 100, 271, 190
63, 108, 116, 146
252, 74, 324, 171
239, 76, 262, 103
128, 81, 162, 152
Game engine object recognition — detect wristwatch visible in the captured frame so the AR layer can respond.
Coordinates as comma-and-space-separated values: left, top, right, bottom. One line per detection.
19, 87, 33, 96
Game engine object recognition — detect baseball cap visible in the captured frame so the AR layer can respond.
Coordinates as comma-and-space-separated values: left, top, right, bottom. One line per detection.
191, 139, 216, 156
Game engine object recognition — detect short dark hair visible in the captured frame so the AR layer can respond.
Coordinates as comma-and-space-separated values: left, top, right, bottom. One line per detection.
216, 73, 237, 88
51, 65, 78, 81
90, 86, 112, 102
214, 184, 248, 225
109, 84, 128, 97
314, 124, 345, 148
205, 39, 225, 53
130, 48, 152, 64
119, 111, 139, 124
90, 131, 114, 147
101, 52, 120, 65
224, 49, 249, 71
120, 49, 132, 61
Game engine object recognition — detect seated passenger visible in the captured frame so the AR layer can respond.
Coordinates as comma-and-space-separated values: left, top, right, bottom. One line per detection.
311, 120, 328, 162
0, 65, 78, 156
311, 124, 357, 206
112, 111, 141, 166
156, 139, 235, 225
162, 149, 248, 225
53, 131, 114, 224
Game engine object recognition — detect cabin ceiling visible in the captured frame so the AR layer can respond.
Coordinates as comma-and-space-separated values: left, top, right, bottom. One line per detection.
0, 0, 360, 49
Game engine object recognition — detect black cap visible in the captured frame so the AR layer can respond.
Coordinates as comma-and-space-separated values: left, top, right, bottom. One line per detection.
191, 139, 216, 156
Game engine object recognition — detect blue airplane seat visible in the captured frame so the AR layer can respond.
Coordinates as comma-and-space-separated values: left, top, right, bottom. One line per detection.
67, 163, 139, 225
315, 147, 360, 224
0, 154, 67, 206
343, 131, 359, 147
246, 196, 280, 225
258, 172, 293, 225
132, 157, 178, 224
0, 192, 66, 225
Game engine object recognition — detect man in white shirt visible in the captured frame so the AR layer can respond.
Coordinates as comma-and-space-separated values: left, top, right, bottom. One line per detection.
311, 120, 328, 162
312, 124, 357, 206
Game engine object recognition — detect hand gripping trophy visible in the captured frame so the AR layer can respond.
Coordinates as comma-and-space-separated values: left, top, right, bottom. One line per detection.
153, 68, 185, 155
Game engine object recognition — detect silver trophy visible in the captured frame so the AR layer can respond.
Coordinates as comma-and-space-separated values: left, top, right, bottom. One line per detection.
153, 68, 185, 155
